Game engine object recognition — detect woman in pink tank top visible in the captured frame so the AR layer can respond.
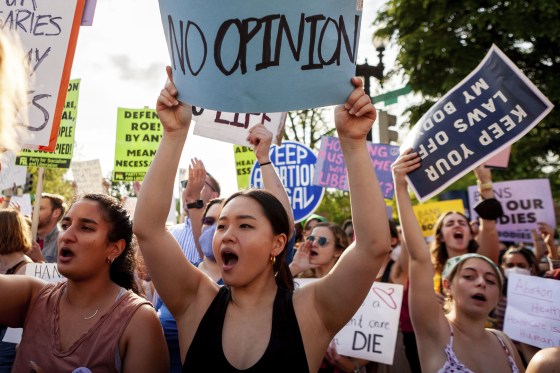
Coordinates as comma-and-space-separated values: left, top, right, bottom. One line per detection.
0, 194, 168, 372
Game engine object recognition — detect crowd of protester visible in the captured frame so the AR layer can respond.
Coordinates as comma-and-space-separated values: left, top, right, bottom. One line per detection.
1, 30, 559, 373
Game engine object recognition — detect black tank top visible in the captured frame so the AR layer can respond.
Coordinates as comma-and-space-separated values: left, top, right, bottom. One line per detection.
183, 286, 309, 372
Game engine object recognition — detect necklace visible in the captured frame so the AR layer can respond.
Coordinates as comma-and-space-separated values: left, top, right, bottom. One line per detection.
65, 288, 99, 320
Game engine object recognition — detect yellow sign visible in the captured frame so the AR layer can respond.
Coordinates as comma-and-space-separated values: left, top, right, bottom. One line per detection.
233, 145, 256, 190
412, 199, 465, 237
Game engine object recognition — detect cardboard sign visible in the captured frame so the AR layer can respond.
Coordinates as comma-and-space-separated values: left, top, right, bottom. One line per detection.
504, 273, 560, 348
249, 141, 324, 223
313, 136, 399, 199
16, 79, 80, 168
25, 263, 65, 283
412, 199, 465, 237
1, 0, 85, 151
158, 0, 362, 112
401, 45, 553, 202
295, 279, 404, 364
71, 159, 105, 195
193, 108, 286, 146
468, 179, 556, 243
113, 108, 162, 181
233, 145, 257, 190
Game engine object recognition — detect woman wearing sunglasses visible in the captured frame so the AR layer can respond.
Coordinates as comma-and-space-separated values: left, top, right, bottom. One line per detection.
134, 68, 390, 372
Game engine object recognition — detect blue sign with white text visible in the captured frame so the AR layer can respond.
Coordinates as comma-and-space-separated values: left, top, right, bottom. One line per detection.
401, 45, 553, 202
158, 0, 362, 113
250, 141, 324, 223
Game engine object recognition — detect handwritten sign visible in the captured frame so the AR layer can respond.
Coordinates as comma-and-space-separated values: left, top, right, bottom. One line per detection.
71, 159, 105, 194
25, 263, 65, 283
295, 279, 404, 364
113, 108, 162, 181
193, 108, 286, 146
233, 145, 256, 190
468, 179, 556, 243
158, 0, 362, 112
401, 45, 554, 202
1, 0, 85, 151
313, 136, 399, 199
249, 141, 324, 223
504, 273, 560, 348
0, 151, 26, 191
15, 79, 80, 168
412, 199, 465, 238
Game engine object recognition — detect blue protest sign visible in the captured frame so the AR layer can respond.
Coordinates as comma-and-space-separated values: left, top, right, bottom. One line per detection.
401, 45, 553, 202
158, 0, 362, 113
313, 136, 399, 199
250, 141, 324, 223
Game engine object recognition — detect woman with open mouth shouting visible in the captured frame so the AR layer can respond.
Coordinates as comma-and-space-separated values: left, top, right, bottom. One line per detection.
392, 149, 524, 373
133, 67, 391, 372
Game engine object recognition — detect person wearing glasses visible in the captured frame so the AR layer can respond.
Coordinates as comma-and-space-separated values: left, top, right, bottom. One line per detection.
134, 68, 390, 371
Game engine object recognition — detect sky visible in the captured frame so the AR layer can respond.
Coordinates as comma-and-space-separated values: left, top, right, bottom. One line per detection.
69, 0, 392, 197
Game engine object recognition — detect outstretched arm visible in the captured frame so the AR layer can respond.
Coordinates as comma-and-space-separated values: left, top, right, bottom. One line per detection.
313, 77, 391, 333
133, 67, 215, 316
0, 275, 45, 327
247, 124, 295, 233
392, 149, 448, 344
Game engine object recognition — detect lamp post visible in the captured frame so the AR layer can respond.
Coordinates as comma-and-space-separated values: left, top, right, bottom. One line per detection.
355, 37, 387, 141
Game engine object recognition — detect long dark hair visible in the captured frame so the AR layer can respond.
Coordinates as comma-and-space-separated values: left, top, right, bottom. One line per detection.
222, 189, 294, 291
76, 194, 140, 294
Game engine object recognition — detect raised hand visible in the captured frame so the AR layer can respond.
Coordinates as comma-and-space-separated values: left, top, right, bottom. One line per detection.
391, 148, 421, 189
247, 123, 273, 163
289, 239, 319, 276
334, 77, 377, 141
156, 66, 192, 135
185, 158, 206, 202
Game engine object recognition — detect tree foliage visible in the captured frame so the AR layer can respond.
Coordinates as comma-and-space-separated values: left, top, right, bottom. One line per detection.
375, 0, 560, 203
285, 108, 335, 150
26, 166, 74, 203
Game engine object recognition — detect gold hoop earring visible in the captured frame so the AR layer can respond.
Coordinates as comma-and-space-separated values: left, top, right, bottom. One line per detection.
270, 254, 276, 266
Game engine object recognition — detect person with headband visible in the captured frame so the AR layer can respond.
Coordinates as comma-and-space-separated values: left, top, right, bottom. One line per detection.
392, 149, 524, 373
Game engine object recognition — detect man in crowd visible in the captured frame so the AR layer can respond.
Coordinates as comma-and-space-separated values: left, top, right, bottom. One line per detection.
37, 193, 67, 263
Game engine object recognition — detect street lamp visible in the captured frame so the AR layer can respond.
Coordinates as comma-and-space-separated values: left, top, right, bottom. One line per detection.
355, 36, 387, 140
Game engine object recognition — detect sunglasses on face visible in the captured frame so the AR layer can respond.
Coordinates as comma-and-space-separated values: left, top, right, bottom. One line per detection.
202, 216, 216, 226
307, 235, 329, 247
180, 179, 216, 192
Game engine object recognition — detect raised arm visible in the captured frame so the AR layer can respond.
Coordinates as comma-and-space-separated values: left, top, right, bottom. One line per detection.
392, 149, 448, 340
312, 77, 391, 333
247, 124, 295, 233
133, 67, 215, 315
473, 165, 500, 263
538, 222, 559, 268
184, 158, 206, 261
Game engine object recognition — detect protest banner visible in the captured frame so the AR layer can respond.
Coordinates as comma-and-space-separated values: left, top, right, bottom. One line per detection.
8, 194, 32, 217
294, 279, 404, 364
504, 273, 560, 348
113, 108, 162, 181
71, 159, 105, 194
413, 199, 465, 238
15, 79, 80, 168
0, 0, 85, 151
0, 151, 26, 191
313, 136, 399, 199
81, 0, 97, 26
158, 0, 362, 113
233, 145, 257, 190
468, 179, 556, 243
250, 141, 324, 223
401, 45, 554, 202
193, 108, 286, 146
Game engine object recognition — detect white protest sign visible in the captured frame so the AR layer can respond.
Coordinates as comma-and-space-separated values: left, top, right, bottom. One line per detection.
193, 109, 286, 146
0, 151, 26, 191
504, 273, 560, 348
0, 0, 85, 151
25, 263, 66, 283
71, 159, 105, 194
9, 194, 32, 217
468, 179, 556, 243
2, 328, 22, 344
295, 279, 403, 364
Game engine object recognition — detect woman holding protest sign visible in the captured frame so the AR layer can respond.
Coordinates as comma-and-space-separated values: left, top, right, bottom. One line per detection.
0, 194, 168, 372
392, 149, 524, 373
134, 67, 390, 372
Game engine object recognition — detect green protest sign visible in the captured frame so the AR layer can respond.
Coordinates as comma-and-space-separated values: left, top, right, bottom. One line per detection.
112, 108, 162, 181
15, 79, 80, 169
